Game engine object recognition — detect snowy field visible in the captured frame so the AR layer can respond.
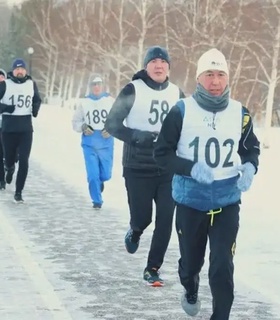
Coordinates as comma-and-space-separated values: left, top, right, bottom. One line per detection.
0, 103, 277, 319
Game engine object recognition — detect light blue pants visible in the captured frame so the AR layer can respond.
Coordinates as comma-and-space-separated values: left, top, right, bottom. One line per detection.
82, 146, 113, 205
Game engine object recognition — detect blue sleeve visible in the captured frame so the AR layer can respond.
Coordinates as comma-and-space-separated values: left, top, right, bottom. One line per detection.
177, 99, 185, 118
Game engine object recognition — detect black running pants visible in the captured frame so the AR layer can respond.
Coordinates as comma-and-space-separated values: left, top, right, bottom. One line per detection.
0, 129, 5, 181
124, 174, 175, 270
176, 203, 240, 320
2, 131, 33, 193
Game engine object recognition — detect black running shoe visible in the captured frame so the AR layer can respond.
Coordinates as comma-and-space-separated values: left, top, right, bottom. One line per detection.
124, 229, 142, 254
0, 180, 6, 190
5, 166, 15, 184
14, 192, 24, 203
143, 267, 164, 287
93, 203, 102, 210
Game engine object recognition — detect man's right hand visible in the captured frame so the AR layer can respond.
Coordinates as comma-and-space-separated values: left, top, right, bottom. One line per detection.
131, 129, 158, 148
0, 103, 15, 114
190, 162, 214, 184
82, 123, 94, 135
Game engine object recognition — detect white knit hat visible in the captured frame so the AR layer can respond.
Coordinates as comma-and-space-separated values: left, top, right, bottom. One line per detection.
91, 76, 103, 84
196, 48, 229, 78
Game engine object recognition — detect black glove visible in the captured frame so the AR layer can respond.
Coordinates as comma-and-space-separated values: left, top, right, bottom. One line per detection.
0, 103, 15, 114
81, 123, 94, 135
131, 130, 158, 148
32, 106, 39, 117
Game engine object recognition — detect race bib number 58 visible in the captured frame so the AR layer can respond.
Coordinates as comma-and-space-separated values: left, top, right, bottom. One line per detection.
148, 99, 169, 125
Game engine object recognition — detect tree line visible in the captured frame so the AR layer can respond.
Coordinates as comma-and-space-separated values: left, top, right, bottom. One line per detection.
0, 0, 280, 127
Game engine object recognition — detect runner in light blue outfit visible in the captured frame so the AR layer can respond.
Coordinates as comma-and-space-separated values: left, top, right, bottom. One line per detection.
72, 76, 114, 209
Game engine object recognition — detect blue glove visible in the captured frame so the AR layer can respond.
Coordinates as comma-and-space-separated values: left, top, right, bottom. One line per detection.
81, 123, 94, 135
237, 162, 256, 192
191, 162, 214, 184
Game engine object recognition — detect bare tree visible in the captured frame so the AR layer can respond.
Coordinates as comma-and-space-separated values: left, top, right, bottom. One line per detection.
242, 0, 280, 147
168, 0, 237, 91
22, 0, 59, 100
5, 0, 279, 120
262, 0, 280, 147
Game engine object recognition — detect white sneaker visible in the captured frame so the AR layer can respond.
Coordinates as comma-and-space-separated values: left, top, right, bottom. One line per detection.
181, 291, 201, 316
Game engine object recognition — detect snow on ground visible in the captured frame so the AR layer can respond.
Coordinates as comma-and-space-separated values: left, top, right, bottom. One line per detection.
31, 104, 280, 311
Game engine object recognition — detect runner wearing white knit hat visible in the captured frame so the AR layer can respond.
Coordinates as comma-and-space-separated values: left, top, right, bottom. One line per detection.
196, 48, 229, 78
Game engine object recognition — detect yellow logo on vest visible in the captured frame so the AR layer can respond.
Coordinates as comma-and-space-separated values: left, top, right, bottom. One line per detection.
231, 242, 236, 256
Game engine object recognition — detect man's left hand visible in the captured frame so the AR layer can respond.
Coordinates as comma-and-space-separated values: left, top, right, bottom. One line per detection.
101, 129, 111, 138
237, 162, 256, 192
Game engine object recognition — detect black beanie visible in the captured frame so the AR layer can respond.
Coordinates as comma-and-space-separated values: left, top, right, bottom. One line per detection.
143, 46, 170, 67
